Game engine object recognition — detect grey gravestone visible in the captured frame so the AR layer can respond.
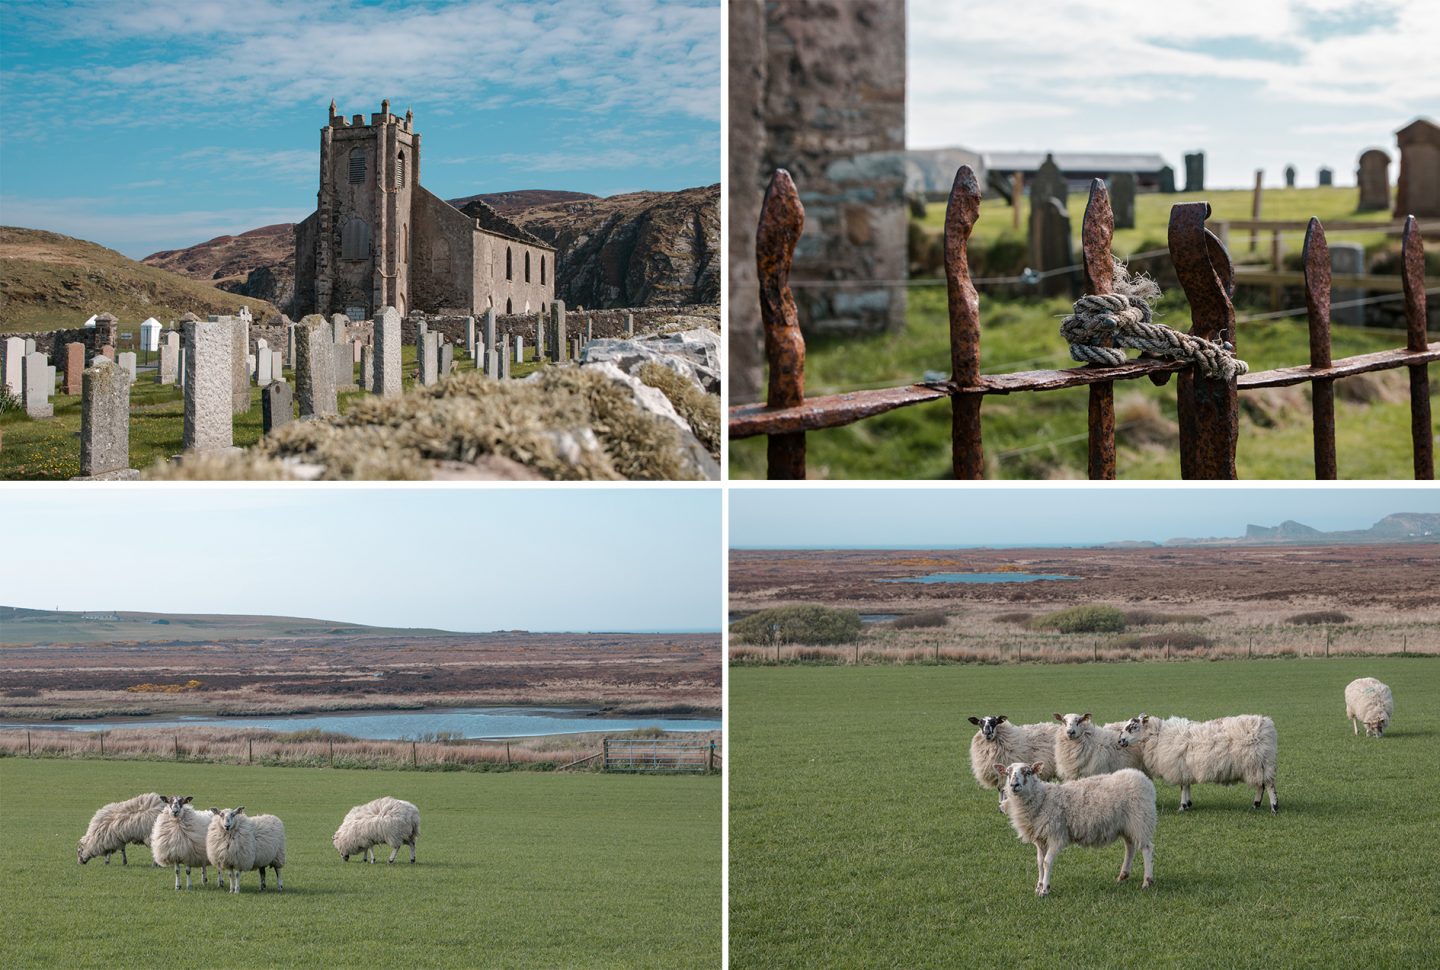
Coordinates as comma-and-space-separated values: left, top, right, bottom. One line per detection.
3, 336, 24, 396
158, 331, 179, 385
1394, 118, 1440, 218
551, 301, 568, 363
516, 336, 524, 363
287, 322, 296, 367
586, 321, 593, 342
1330, 243, 1366, 326
331, 313, 349, 345
257, 347, 273, 387
1357, 149, 1391, 212
334, 341, 355, 391
22, 352, 52, 417
536, 312, 545, 359
483, 308, 496, 361
374, 306, 402, 397
418, 331, 439, 386
295, 315, 337, 419
271, 350, 283, 385
501, 336, 511, 379
1029, 154, 1068, 213
77, 359, 137, 479
182, 317, 234, 452
1183, 152, 1205, 192
177, 347, 187, 390
229, 316, 249, 414
247, 354, 257, 379
464, 316, 476, 358
1284, 165, 1296, 188
625, 312, 634, 337
1318, 167, 1333, 187
360, 346, 373, 392
262, 381, 293, 434
1030, 197, 1075, 298
486, 348, 498, 378
440, 342, 454, 378
352, 340, 362, 364
1110, 172, 1136, 229
117, 351, 137, 383
24, 338, 36, 355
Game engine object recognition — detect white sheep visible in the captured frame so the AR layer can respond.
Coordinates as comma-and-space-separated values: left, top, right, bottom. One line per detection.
149, 795, 214, 890
1345, 678, 1393, 738
77, 792, 165, 866
206, 807, 256, 893
968, 715, 1059, 806
996, 761, 1156, 897
1118, 713, 1278, 813
1051, 712, 1144, 780
333, 797, 421, 864
249, 814, 286, 891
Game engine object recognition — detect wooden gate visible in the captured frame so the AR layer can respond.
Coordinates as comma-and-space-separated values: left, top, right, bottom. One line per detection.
602, 737, 716, 774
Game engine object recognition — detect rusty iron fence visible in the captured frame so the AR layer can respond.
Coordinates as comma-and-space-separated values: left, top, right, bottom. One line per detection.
730, 167, 1439, 480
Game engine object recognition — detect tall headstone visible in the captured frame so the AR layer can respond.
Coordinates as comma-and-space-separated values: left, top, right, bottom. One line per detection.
334, 340, 355, 391
516, 336, 524, 363
256, 346, 273, 387
551, 300, 567, 363
97, 344, 114, 361
625, 312, 634, 337
22, 352, 53, 417
1284, 165, 1296, 188
25, 338, 37, 355
1183, 151, 1205, 192
500, 336, 511, 379
483, 308, 496, 362
464, 315, 476, 358
418, 331, 439, 386
270, 350, 283, 386
77, 359, 137, 479
64, 342, 85, 395
486, 348, 498, 378
227, 315, 249, 414
3, 336, 23, 396
177, 347, 187, 390
157, 331, 179, 385
1110, 172, 1136, 230
1357, 149, 1391, 212
439, 342, 454, 378
1330, 243, 1366, 327
295, 315, 337, 419
359, 346, 374, 392
117, 351, 137, 383
1394, 118, 1440, 218
1030, 198, 1075, 298
262, 381, 293, 434
374, 306, 402, 398
1029, 154, 1068, 213
182, 317, 234, 451
1318, 166, 1333, 187
286, 320, 296, 367
352, 339, 362, 364
535, 312, 545, 359
330, 313, 348, 345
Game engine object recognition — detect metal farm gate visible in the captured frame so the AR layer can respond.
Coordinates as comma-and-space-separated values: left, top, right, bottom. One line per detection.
730, 167, 1439, 480
602, 737, 717, 774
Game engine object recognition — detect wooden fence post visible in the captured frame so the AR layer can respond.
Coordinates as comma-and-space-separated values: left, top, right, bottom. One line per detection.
1249, 170, 1263, 252
1171, 202, 1239, 478
1326, 627, 1332, 658
329, 741, 334, 766
174, 734, 179, 760
1303, 219, 1337, 478
98, 732, 104, 757
1248, 635, 1253, 659
412, 741, 417, 767
1081, 179, 1118, 479
947, 166, 985, 479
1012, 172, 1023, 230
708, 740, 715, 774
854, 642, 859, 665
27, 731, 32, 757
248, 739, 253, 764
506, 742, 512, 767
1401, 217, 1434, 479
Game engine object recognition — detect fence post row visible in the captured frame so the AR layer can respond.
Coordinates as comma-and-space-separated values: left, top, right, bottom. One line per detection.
737, 166, 1437, 481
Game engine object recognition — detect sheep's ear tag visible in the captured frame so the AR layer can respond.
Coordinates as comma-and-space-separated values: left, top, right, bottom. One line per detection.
1031, 762, 1044, 775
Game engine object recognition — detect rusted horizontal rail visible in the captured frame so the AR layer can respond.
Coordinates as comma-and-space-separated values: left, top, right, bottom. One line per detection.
730, 345, 1439, 439
1232, 269, 1437, 293
1219, 219, 1440, 233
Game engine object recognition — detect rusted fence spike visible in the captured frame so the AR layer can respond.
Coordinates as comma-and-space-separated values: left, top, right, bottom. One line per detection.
757, 169, 806, 479
1081, 179, 1117, 480
1303, 218, 1336, 479
1401, 216, 1434, 479
1170, 202, 1239, 479
946, 165, 984, 479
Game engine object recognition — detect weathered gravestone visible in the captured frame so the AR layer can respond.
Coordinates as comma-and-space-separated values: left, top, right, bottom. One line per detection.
247, 354, 256, 379
625, 312, 634, 338
360, 346, 373, 392
286, 320, 296, 367
1284, 165, 1296, 188
535, 312, 545, 359
182, 316, 233, 452
117, 351, 137, 384
97, 343, 115, 361
157, 331, 179, 385
516, 336, 524, 363
551, 301, 568, 363
271, 350, 283, 385
418, 331, 439, 386
1330, 243, 1366, 327
3, 336, 24, 396
1318, 166, 1333, 187
1030, 197, 1075, 298
1394, 118, 1440, 218
64, 342, 84, 395
500, 336, 511, 379
334, 340, 356, 391
295, 315, 337, 419
374, 306, 402, 398
262, 381, 293, 434
486, 347, 498, 378
464, 315, 476, 358
483, 309, 496, 363
1183, 151, 1205, 192
22, 352, 53, 417
76, 359, 137, 479
222, 315, 249, 414
1110, 172, 1136, 229
1029, 154, 1068, 213
1357, 149, 1391, 212
331, 313, 348, 345
25, 338, 37, 355
256, 344, 273, 387
440, 342, 454, 378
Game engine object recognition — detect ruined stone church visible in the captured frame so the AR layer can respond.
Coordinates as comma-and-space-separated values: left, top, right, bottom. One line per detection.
294, 100, 555, 320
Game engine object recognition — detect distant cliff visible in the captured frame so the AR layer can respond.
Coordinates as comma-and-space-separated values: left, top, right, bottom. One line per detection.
1167, 513, 1440, 546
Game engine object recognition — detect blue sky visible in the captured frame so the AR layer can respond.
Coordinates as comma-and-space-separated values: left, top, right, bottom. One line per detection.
0, 0, 720, 258
908, 0, 1439, 189
1, 488, 722, 632
730, 487, 1440, 548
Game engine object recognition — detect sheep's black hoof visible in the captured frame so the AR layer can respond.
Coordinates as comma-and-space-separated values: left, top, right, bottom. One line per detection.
1253, 800, 1261, 809
1271, 804, 1279, 814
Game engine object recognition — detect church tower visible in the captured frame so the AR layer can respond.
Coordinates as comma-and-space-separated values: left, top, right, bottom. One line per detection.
313, 99, 421, 318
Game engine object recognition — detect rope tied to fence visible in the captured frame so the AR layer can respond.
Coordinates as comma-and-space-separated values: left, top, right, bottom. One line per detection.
1061, 260, 1249, 381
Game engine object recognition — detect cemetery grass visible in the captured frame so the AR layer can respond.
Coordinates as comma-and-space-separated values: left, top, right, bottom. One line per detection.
0, 757, 721, 969
0, 342, 540, 480
728, 288, 1424, 479
728, 659, 1440, 969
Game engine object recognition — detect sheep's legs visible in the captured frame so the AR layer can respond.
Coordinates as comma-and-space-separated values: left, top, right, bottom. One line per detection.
409, 840, 416, 864
388, 843, 400, 864
174, 863, 182, 890
121, 846, 128, 865
1140, 843, 1154, 888
1266, 780, 1278, 814
1117, 837, 1135, 882
1252, 784, 1265, 809
366, 847, 375, 864
1033, 844, 1044, 893
1037, 844, 1061, 896
1351, 715, 1359, 735
1178, 784, 1192, 812
259, 867, 267, 891
274, 866, 284, 891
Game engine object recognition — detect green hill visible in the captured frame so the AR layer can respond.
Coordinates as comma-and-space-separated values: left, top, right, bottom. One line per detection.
0, 226, 278, 334
0, 605, 453, 645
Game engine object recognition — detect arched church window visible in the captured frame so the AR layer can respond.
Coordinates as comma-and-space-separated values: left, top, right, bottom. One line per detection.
506, 298, 513, 314
341, 217, 371, 259
525, 251, 531, 282
541, 255, 546, 285
348, 148, 367, 184
506, 247, 513, 280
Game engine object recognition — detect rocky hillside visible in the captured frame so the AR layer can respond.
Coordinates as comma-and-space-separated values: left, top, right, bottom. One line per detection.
0, 226, 275, 331
507, 185, 720, 308
1167, 513, 1440, 546
136, 185, 719, 316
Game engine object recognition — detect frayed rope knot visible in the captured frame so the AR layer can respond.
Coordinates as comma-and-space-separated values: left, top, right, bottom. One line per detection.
1060, 262, 1248, 381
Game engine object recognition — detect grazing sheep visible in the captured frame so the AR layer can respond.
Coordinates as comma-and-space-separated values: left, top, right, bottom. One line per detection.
149, 795, 214, 890
77, 792, 165, 866
1118, 713, 1278, 813
333, 797, 421, 864
1345, 678, 1393, 738
968, 716, 1060, 806
206, 807, 257, 893
996, 761, 1156, 897
249, 814, 286, 891
1051, 713, 1144, 781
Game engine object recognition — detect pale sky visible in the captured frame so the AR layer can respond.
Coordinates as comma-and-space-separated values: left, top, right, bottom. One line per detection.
907, 0, 1439, 189
730, 487, 1440, 548
1, 488, 721, 632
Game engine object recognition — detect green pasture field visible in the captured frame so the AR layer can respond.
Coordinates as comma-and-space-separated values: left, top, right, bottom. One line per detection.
729, 658, 1439, 968
0, 758, 720, 968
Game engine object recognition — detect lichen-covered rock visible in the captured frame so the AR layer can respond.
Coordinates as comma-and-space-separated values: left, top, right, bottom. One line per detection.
580, 328, 720, 395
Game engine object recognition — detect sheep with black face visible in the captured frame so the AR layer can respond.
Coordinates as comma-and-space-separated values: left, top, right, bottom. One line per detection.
967, 715, 1059, 806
